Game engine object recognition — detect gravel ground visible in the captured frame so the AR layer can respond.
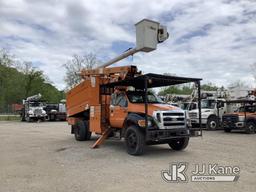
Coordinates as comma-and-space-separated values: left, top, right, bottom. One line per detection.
0, 121, 255, 192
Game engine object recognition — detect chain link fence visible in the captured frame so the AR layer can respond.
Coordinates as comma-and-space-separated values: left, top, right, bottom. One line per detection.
0, 104, 22, 121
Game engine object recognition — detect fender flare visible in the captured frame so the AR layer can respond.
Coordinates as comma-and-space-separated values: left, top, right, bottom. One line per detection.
207, 114, 219, 121
122, 113, 145, 136
246, 118, 256, 125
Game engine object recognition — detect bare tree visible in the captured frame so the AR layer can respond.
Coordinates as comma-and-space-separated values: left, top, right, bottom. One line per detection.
0, 48, 13, 67
251, 62, 256, 84
64, 53, 99, 89
228, 80, 249, 89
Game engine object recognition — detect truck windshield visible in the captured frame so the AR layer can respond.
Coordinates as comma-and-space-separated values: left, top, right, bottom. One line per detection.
29, 102, 42, 107
239, 105, 256, 113
127, 91, 163, 104
201, 99, 216, 109
180, 102, 197, 110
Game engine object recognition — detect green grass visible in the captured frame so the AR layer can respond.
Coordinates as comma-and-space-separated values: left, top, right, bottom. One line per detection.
0, 115, 21, 121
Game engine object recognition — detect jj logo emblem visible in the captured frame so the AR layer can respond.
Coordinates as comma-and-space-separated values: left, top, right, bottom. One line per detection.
161, 162, 188, 182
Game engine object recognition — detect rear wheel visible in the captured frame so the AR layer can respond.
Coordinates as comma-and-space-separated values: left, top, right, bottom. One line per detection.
74, 120, 91, 141
207, 116, 219, 130
245, 121, 256, 134
168, 137, 189, 151
125, 126, 145, 156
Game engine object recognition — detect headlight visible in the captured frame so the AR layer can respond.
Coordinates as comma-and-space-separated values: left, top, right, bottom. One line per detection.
186, 118, 192, 127
156, 113, 161, 122
238, 116, 245, 121
28, 110, 33, 115
42, 111, 46, 114
138, 119, 152, 127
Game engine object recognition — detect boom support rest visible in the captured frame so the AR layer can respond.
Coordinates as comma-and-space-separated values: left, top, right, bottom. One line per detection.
91, 128, 112, 149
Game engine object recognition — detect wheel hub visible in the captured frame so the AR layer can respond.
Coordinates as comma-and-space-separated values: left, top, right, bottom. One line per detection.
248, 125, 254, 131
127, 132, 137, 148
210, 121, 217, 129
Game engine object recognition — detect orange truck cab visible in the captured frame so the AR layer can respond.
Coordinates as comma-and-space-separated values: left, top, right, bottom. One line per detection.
222, 100, 256, 134
66, 66, 202, 155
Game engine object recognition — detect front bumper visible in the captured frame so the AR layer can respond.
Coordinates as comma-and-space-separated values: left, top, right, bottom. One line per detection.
146, 128, 194, 142
28, 114, 47, 118
223, 121, 245, 129
190, 118, 207, 124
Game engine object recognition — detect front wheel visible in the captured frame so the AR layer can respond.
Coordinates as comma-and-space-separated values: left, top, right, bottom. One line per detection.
25, 116, 32, 122
207, 116, 219, 130
168, 137, 189, 151
125, 126, 145, 156
245, 121, 256, 134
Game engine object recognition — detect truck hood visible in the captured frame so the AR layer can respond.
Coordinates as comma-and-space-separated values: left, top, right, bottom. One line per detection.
128, 103, 182, 116
223, 112, 255, 116
189, 108, 214, 114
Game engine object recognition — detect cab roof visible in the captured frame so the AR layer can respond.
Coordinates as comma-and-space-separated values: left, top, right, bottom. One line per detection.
102, 73, 202, 89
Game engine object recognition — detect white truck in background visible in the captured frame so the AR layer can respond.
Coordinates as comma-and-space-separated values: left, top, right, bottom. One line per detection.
189, 98, 228, 129
188, 90, 231, 129
21, 93, 47, 122
188, 89, 254, 130
44, 100, 67, 121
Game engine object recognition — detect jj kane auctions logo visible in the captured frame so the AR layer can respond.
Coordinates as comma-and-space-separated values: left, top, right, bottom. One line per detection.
161, 162, 240, 182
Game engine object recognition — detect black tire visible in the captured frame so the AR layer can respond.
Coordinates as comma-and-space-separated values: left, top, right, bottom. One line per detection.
25, 116, 32, 122
224, 128, 231, 132
21, 114, 25, 122
49, 114, 55, 121
125, 126, 145, 155
245, 121, 256, 134
207, 116, 219, 130
20, 109, 26, 121
168, 137, 189, 151
74, 120, 91, 141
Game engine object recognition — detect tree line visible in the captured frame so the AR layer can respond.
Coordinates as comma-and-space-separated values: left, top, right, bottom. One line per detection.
1, 47, 254, 113
0, 49, 64, 113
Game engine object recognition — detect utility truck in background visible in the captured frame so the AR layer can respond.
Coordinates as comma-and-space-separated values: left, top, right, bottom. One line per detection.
44, 100, 67, 121
222, 90, 256, 134
189, 90, 230, 130
66, 19, 202, 155
21, 93, 47, 122
189, 89, 255, 130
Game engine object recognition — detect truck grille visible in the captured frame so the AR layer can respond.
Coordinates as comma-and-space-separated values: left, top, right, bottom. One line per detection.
163, 113, 184, 116
156, 111, 186, 129
189, 112, 197, 118
34, 109, 42, 116
222, 114, 238, 128
222, 115, 238, 123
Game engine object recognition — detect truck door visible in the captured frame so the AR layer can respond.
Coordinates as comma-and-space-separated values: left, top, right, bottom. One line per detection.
109, 106, 128, 128
217, 100, 226, 118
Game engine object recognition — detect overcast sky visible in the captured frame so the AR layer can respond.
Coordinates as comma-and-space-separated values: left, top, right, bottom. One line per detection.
0, 0, 256, 90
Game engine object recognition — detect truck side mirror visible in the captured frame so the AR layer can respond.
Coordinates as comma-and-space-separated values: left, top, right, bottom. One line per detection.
217, 102, 223, 108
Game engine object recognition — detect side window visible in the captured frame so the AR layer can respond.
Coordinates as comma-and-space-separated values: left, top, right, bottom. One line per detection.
120, 97, 128, 107
115, 94, 128, 107
130, 95, 143, 103
218, 101, 224, 108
